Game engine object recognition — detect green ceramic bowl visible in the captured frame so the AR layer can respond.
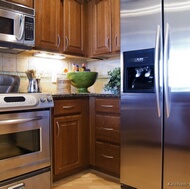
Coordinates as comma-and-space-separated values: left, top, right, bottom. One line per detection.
67, 71, 98, 93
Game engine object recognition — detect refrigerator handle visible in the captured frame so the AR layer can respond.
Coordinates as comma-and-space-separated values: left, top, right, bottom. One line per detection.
155, 25, 161, 117
164, 23, 170, 118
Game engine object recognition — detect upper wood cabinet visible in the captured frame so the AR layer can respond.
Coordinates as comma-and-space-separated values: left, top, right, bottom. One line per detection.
34, 0, 62, 52
111, 0, 120, 52
6, 0, 33, 7
88, 0, 120, 57
62, 0, 86, 56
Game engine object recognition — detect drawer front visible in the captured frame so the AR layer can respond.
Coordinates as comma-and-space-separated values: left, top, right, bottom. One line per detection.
95, 141, 120, 175
54, 99, 82, 115
96, 115, 120, 144
95, 98, 120, 113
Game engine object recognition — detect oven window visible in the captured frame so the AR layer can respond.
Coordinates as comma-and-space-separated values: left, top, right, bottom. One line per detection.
0, 17, 13, 35
0, 129, 40, 160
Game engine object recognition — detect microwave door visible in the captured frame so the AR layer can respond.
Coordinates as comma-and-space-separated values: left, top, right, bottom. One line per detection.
0, 9, 23, 44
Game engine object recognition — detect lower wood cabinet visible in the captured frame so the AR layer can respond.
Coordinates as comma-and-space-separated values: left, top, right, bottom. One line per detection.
94, 97, 120, 177
52, 98, 89, 181
95, 141, 120, 175
52, 96, 120, 181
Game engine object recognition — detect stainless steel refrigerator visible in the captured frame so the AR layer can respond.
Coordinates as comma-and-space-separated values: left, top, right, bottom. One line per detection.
120, 0, 190, 189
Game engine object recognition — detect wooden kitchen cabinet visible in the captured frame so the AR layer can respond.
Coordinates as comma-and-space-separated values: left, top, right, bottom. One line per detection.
6, 0, 33, 7
111, 0, 120, 52
52, 98, 89, 181
88, 0, 120, 57
34, 0, 62, 52
62, 0, 87, 56
94, 97, 120, 177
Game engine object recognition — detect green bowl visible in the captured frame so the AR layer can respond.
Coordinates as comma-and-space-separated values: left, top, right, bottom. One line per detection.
67, 72, 98, 93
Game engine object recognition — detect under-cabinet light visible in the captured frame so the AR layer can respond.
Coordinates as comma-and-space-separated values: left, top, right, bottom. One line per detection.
33, 52, 65, 60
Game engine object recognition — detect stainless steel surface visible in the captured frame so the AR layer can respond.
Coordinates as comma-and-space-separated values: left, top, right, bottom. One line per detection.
0, 93, 53, 112
121, 93, 162, 189
121, 0, 190, 189
0, 170, 51, 189
0, 93, 53, 188
0, 0, 35, 52
0, 74, 20, 93
0, 110, 51, 182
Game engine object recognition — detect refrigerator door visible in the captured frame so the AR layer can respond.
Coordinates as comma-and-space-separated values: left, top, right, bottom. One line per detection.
120, 0, 162, 189
163, 1, 190, 188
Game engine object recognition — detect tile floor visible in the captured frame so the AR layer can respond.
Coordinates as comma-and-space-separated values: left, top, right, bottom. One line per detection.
53, 169, 121, 189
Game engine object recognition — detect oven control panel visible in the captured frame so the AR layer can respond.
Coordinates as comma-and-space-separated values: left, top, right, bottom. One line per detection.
0, 93, 54, 112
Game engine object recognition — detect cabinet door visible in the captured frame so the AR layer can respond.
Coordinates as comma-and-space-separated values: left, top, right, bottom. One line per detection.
6, 0, 33, 7
63, 0, 85, 56
53, 115, 82, 175
34, 0, 61, 52
111, 0, 120, 52
92, 0, 111, 55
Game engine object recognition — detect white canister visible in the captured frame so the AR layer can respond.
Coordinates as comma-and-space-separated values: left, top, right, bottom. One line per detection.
57, 78, 71, 94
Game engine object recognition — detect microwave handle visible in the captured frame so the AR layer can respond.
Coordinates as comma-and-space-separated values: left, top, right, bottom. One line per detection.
15, 15, 25, 41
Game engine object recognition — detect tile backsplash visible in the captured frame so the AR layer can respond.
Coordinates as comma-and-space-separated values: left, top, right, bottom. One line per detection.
0, 51, 120, 94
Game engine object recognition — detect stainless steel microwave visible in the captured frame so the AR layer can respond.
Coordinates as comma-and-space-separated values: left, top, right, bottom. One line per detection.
0, 0, 35, 53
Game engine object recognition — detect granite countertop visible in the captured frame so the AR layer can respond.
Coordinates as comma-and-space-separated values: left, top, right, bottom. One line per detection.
52, 93, 120, 99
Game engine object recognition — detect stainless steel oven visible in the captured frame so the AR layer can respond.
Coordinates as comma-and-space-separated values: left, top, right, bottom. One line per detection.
0, 93, 53, 189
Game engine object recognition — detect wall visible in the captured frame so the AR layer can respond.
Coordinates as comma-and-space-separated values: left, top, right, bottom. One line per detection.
0, 51, 120, 94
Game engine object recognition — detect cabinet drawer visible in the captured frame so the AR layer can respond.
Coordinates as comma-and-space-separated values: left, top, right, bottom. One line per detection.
96, 115, 120, 144
95, 141, 120, 175
95, 98, 120, 113
54, 99, 82, 115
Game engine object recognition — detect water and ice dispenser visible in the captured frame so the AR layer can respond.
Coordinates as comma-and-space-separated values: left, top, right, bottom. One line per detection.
123, 48, 155, 93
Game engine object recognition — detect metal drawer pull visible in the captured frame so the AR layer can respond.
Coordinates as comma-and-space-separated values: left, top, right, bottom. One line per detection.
101, 154, 114, 159
8, 183, 25, 189
102, 127, 113, 131
63, 105, 75, 109
100, 105, 114, 108
0, 116, 42, 125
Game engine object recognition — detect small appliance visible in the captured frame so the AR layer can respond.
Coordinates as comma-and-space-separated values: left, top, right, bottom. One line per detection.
0, 0, 35, 53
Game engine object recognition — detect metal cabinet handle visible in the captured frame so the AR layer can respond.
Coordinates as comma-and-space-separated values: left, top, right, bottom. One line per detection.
101, 154, 113, 159
115, 35, 118, 48
8, 183, 25, 189
0, 116, 42, 125
56, 121, 60, 138
62, 105, 75, 109
164, 23, 170, 118
65, 36, 69, 49
101, 105, 114, 108
102, 127, 114, 131
155, 25, 161, 117
57, 35, 60, 47
107, 36, 111, 51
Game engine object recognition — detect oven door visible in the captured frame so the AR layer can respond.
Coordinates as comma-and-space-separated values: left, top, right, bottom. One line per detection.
0, 9, 25, 44
0, 110, 50, 181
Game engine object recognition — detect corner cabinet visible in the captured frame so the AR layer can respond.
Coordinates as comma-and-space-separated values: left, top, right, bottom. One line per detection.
34, 0, 62, 52
62, 0, 87, 56
6, 0, 33, 7
52, 98, 89, 181
88, 0, 120, 57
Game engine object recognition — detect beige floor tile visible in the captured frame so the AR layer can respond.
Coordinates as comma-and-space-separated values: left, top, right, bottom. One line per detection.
53, 170, 120, 189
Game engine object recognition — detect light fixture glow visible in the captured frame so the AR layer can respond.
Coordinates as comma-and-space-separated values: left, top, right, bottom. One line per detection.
33, 52, 65, 60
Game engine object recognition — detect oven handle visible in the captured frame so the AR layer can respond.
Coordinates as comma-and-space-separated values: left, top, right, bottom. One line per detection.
0, 116, 43, 125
